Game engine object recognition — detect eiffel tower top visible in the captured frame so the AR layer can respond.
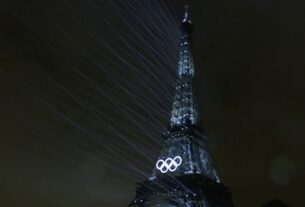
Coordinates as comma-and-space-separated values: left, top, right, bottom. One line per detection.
183, 3, 191, 23
170, 1, 198, 128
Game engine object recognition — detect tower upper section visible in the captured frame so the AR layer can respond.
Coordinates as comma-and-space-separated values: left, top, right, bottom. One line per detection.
170, 5, 199, 128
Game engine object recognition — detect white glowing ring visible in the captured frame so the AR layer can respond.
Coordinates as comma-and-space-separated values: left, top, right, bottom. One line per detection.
156, 156, 182, 173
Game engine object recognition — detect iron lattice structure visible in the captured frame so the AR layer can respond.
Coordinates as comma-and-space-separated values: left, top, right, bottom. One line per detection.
129, 5, 234, 207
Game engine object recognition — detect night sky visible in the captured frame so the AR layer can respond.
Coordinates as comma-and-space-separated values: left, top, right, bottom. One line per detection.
1, 0, 305, 207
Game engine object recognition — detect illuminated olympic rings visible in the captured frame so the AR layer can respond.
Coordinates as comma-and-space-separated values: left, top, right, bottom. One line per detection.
156, 156, 182, 173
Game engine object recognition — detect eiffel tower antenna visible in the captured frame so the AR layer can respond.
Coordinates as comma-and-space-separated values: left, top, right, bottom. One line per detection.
183, 0, 190, 22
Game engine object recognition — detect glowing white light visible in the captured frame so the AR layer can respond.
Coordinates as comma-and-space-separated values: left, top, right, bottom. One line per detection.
156, 156, 182, 173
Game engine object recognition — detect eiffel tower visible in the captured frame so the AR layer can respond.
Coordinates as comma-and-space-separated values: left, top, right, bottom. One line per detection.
128, 3, 235, 207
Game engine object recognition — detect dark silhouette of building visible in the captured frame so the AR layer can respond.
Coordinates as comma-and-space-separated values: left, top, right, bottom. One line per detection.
128, 3, 235, 207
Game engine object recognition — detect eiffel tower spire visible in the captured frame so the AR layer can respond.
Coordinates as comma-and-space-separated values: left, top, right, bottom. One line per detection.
183, 2, 191, 23
170, 1, 198, 128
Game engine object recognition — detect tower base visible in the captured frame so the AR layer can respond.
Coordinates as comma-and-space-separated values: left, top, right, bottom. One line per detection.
129, 174, 235, 207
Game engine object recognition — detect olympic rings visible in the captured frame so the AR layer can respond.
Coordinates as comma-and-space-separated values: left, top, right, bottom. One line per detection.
156, 156, 182, 173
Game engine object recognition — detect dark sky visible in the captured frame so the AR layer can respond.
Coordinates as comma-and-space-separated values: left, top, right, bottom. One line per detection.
0, 0, 305, 207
